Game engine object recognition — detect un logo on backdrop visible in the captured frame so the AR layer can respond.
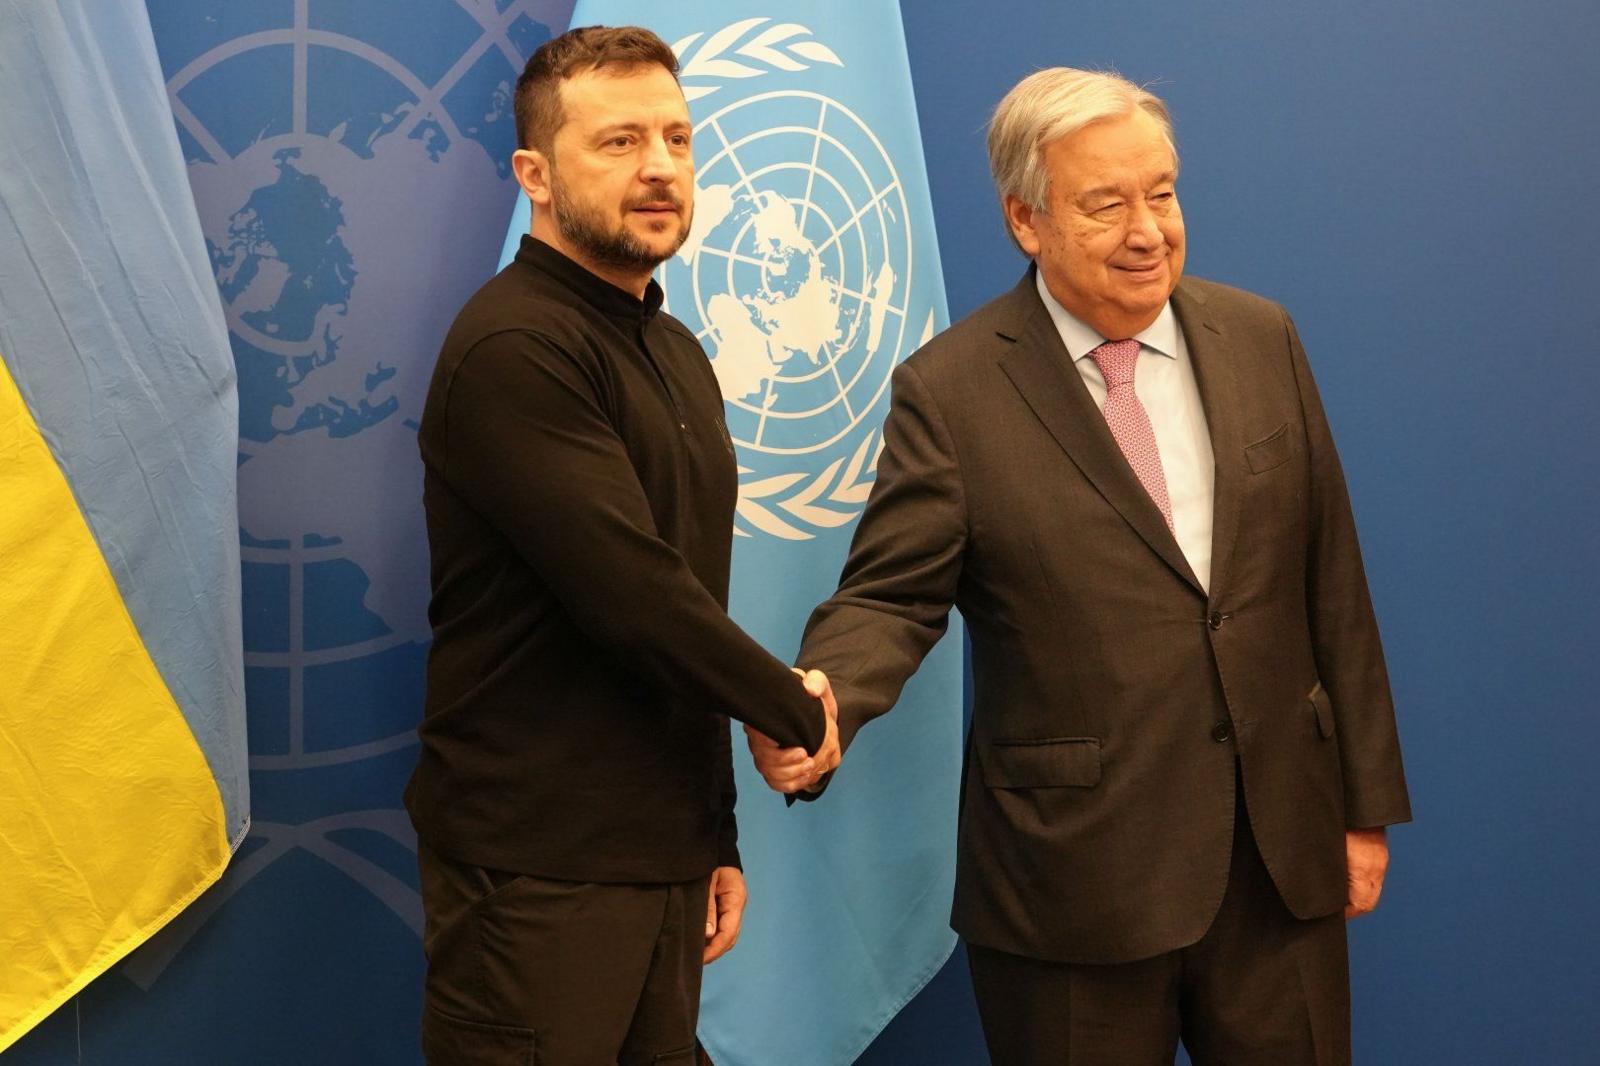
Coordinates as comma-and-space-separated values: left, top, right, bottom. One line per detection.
124, 2, 554, 1013
164, 3, 542, 776
658, 19, 933, 540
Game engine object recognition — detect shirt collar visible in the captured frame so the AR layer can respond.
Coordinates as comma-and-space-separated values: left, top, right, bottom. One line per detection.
1033, 267, 1180, 362
516, 234, 664, 324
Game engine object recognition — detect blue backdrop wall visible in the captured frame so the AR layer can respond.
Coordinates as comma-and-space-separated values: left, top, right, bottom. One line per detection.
11, 0, 1598, 1063
863, 2, 1600, 1063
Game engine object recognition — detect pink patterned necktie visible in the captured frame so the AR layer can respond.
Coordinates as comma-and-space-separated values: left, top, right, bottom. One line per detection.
1088, 339, 1174, 530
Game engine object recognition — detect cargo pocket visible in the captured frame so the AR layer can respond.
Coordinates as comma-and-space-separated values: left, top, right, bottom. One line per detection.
1245, 422, 1292, 474
422, 1004, 537, 1065
1308, 682, 1335, 739
982, 737, 1102, 788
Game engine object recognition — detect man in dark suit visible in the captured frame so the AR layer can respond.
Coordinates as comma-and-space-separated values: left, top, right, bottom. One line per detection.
747, 68, 1410, 1064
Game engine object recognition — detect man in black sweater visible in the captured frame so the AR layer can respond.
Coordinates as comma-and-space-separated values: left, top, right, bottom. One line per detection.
405, 27, 837, 1065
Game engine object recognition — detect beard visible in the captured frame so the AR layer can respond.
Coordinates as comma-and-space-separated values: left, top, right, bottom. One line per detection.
549, 171, 691, 274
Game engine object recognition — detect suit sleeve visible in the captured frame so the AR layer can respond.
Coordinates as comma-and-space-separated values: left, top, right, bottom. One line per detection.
797, 358, 968, 760
438, 330, 826, 754
1286, 313, 1412, 829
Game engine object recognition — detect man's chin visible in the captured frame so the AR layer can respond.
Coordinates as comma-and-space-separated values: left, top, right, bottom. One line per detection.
626, 226, 689, 264
1111, 272, 1178, 311
1103, 291, 1174, 332
1112, 264, 1171, 288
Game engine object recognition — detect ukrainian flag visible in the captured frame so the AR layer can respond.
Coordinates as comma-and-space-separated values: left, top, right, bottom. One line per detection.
0, 1, 249, 1052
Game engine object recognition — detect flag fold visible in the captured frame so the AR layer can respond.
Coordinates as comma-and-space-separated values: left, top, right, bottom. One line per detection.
0, 1, 249, 1052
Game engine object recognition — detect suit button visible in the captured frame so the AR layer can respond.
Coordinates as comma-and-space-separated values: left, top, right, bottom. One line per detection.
1211, 721, 1232, 743
1208, 611, 1225, 630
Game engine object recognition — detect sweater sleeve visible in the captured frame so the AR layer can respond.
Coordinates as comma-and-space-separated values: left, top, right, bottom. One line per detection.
714, 716, 741, 870
435, 329, 826, 754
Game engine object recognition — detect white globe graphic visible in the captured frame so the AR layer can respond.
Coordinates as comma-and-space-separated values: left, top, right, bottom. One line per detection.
165, 14, 528, 770
660, 90, 913, 457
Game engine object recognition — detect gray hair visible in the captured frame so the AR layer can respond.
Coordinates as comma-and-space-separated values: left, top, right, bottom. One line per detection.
986, 68, 1177, 250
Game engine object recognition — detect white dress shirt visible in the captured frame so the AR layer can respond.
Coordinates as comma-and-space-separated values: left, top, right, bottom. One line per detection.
1035, 271, 1216, 591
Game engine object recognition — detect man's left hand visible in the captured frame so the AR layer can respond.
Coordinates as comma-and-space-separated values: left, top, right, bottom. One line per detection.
1344, 827, 1389, 919
704, 866, 747, 963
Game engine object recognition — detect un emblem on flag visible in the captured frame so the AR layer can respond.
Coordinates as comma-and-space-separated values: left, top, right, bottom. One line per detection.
658, 21, 929, 540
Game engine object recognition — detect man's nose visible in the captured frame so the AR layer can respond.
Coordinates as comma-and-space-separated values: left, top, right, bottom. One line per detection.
1124, 201, 1162, 249
638, 135, 679, 183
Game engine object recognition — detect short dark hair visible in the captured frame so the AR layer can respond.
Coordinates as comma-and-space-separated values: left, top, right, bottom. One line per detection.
513, 25, 680, 153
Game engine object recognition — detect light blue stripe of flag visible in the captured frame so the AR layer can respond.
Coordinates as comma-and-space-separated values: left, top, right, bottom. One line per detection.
0, 0, 249, 843
503, 3, 960, 1061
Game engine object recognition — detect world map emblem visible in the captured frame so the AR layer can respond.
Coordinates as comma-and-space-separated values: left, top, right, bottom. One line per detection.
659, 19, 937, 540
162, 2, 545, 774
118, 1, 556, 1015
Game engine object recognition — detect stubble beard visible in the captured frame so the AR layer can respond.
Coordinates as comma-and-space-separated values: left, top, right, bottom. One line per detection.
549, 170, 691, 275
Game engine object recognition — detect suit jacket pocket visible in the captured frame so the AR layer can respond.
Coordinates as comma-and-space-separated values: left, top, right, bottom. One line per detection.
982, 737, 1102, 788
1245, 422, 1292, 474
1308, 682, 1335, 739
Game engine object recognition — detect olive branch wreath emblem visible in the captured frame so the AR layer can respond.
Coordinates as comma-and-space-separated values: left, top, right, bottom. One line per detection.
671, 17, 843, 103
734, 430, 885, 540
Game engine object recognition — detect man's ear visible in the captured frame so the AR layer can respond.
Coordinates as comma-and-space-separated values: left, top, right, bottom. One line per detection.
1003, 194, 1042, 257
512, 148, 553, 209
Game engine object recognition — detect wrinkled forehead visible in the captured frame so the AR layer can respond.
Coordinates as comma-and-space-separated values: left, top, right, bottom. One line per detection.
556, 64, 689, 136
1046, 112, 1178, 187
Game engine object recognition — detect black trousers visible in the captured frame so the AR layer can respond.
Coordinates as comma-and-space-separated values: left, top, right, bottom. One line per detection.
417, 842, 710, 1066
968, 786, 1351, 1066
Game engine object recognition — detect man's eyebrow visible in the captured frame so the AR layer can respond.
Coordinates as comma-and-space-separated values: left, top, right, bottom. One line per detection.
1077, 172, 1177, 203
592, 121, 647, 138
591, 119, 693, 139
1076, 184, 1126, 203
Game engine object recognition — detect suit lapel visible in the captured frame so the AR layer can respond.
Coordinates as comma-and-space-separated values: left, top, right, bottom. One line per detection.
1171, 282, 1243, 603
996, 274, 1203, 594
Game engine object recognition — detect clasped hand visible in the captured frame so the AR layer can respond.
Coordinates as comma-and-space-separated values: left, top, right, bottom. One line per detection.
744, 669, 840, 793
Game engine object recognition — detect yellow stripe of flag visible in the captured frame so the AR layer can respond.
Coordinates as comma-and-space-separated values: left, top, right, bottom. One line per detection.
0, 354, 231, 1052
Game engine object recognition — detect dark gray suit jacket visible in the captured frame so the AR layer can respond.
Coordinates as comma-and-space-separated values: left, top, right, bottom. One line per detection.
798, 270, 1411, 965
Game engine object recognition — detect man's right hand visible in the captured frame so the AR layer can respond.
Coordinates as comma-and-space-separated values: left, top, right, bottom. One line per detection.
744, 669, 839, 794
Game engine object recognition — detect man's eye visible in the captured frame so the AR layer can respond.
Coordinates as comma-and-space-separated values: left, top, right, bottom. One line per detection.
1092, 202, 1123, 217
1150, 192, 1175, 204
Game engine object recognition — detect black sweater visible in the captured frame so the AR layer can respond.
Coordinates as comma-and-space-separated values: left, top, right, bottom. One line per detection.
405, 236, 825, 883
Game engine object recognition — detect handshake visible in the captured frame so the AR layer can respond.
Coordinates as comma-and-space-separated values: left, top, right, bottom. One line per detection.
743, 669, 841, 794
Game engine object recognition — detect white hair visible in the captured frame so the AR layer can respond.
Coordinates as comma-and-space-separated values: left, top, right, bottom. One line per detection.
986, 67, 1177, 250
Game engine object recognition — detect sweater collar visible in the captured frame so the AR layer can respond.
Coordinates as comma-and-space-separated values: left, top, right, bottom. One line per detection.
516, 234, 664, 324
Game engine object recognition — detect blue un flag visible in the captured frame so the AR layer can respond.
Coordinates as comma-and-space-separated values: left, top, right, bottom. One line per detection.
503, 3, 961, 1062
